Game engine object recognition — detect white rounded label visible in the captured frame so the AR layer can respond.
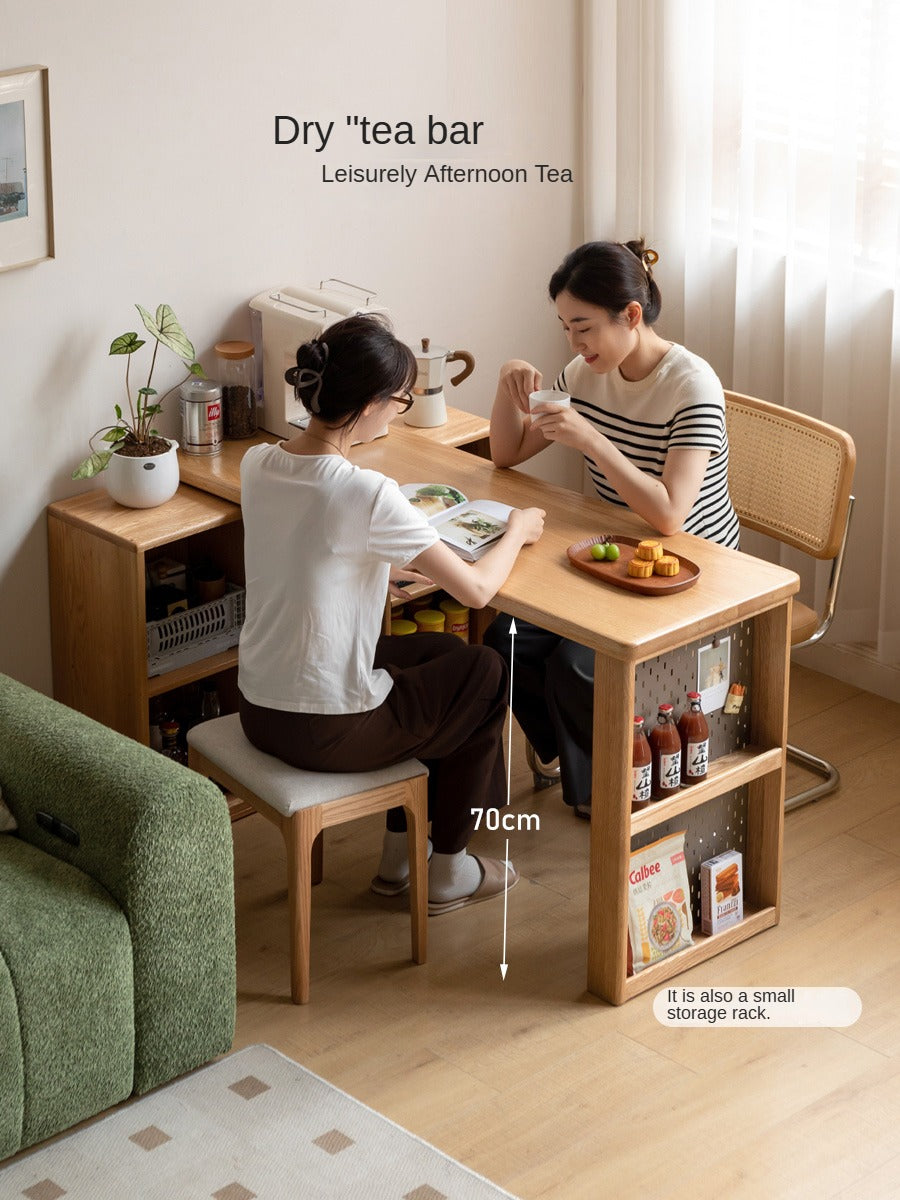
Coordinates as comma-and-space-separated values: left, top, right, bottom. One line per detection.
632, 762, 652, 804
654, 986, 862, 1027
685, 738, 709, 777
658, 750, 681, 790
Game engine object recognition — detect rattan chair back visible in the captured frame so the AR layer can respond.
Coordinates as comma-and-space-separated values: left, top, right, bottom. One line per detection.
724, 391, 856, 560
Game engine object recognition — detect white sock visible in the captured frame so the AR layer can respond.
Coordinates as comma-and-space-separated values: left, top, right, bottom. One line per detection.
377, 830, 433, 882
428, 850, 484, 902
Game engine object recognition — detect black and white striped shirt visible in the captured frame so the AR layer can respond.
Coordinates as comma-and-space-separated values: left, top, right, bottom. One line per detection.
557, 344, 740, 548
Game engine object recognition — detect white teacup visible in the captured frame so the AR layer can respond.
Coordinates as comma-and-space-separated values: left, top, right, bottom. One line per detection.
529, 389, 571, 411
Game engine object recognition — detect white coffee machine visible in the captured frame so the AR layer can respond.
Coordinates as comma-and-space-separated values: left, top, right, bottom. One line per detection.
249, 281, 391, 440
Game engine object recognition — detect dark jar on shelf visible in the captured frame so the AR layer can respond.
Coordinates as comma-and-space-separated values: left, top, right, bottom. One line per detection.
199, 681, 221, 721
148, 698, 167, 751
159, 718, 187, 766
215, 340, 257, 438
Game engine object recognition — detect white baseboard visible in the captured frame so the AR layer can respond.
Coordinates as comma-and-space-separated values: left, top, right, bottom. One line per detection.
792, 641, 900, 703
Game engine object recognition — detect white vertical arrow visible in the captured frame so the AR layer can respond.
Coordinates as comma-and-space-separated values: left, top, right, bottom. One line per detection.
500, 618, 517, 981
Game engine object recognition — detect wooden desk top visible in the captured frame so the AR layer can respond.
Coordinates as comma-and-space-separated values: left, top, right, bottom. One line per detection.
175, 412, 800, 663
176, 406, 491, 504
357, 437, 799, 661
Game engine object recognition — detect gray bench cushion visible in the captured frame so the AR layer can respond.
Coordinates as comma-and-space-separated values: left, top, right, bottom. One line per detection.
188, 714, 427, 817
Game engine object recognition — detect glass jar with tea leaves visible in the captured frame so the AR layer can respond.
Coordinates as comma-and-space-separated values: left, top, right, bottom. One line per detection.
215, 340, 257, 438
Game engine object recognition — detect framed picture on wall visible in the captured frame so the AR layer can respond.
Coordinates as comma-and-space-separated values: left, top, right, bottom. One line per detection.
0, 66, 54, 272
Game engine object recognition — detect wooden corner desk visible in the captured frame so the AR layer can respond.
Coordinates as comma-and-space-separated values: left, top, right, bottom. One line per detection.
48, 407, 798, 1004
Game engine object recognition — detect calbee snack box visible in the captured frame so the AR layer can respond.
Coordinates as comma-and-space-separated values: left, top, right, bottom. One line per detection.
700, 849, 743, 934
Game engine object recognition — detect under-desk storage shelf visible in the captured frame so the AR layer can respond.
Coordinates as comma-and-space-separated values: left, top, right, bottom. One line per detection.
622, 904, 778, 1000
590, 605, 790, 1005
629, 745, 783, 835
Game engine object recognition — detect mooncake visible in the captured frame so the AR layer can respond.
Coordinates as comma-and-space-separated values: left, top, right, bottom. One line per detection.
635, 539, 663, 561
654, 555, 681, 577
627, 557, 655, 578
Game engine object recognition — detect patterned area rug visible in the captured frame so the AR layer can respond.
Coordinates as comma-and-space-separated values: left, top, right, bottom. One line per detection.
1, 1044, 518, 1200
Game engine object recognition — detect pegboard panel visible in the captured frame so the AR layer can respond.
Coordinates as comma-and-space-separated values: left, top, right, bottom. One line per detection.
632, 619, 754, 925
632, 790, 747, 927
633, 618, 754, 759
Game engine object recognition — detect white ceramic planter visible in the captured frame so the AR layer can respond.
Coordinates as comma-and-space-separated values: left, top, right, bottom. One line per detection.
105, 440, 180, 508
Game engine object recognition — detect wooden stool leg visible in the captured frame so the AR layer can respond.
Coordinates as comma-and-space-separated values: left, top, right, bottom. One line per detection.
282, 807, 321, 1004
403, 777, 428, 966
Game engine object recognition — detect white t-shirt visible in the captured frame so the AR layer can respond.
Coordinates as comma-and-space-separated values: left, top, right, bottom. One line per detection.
237, 443, 439, 714
557, 344, 741, 547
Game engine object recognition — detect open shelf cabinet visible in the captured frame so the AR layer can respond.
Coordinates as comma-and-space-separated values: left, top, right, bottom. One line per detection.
48, 486, 245, 747
587, 600, 791, 1004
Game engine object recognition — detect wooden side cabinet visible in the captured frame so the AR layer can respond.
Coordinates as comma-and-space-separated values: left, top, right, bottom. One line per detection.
48, 486, 244, 745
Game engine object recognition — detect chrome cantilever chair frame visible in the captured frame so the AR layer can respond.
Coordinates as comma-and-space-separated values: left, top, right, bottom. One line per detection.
783, 493, 855, 809
724, 390, 857, 812
525, 741, 561, 789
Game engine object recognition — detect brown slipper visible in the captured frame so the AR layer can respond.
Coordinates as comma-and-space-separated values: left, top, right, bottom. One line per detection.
427, 855, 519, 916
573, 804, 591, 821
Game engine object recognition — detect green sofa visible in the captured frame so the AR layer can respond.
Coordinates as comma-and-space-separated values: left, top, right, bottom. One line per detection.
0, 673, 236, 1161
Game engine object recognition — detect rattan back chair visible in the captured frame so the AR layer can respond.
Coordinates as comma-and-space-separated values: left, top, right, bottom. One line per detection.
724, 390, 856, 811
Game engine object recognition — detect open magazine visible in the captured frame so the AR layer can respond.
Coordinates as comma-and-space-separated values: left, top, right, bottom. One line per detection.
400, 483, 512, 561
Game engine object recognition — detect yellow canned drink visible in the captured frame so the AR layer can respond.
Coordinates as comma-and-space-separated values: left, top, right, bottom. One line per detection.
439, 598, 469, 641
390, 619, 418, 636
414, 609, 446, 633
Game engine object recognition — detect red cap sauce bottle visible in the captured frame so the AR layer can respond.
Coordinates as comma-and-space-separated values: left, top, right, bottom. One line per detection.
650, 702, 682, 800
632, 716, 652, 812
677, 691, 710, 785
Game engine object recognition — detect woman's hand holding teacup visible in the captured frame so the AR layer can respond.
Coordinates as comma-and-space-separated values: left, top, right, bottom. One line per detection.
530, 402, 595, 457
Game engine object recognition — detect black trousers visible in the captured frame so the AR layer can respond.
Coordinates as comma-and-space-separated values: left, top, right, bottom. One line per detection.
239, 633, 509, 854
483, 615, 594, 809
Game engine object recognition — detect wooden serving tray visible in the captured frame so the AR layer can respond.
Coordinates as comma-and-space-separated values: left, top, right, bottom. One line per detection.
567, 535, 701, 596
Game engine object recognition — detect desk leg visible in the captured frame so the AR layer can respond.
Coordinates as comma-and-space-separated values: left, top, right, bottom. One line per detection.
586, 652, 634, 1004
469, 605, 496, 645
746, 599, 791, 916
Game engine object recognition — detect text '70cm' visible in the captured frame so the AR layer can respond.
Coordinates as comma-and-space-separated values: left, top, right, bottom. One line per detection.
471, 809, 541, 832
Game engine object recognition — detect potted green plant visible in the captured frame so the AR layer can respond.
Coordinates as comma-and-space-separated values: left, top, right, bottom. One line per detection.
73, 303, 204, 507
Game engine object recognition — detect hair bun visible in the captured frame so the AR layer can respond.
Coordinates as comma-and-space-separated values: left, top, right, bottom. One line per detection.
623, 238, 658, 274
294, 338, 329, 372
286, 339, 329, 412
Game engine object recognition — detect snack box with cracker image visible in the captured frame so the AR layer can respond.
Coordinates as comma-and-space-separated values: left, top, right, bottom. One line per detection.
700, 849, 743, 935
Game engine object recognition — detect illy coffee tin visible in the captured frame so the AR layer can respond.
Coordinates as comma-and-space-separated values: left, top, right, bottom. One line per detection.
180, 380, 223, 455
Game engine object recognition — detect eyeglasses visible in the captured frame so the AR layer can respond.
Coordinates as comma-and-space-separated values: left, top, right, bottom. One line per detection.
392, 391, 414, 414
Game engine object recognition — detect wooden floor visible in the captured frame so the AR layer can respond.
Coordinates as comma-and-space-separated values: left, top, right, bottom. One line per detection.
232, 664, 900, 1200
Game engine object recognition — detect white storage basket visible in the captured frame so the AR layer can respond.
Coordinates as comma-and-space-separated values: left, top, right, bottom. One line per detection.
146, 584, 245, 677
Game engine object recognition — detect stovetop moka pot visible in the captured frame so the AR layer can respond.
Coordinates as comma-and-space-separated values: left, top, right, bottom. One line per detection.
404, 337, 475, 428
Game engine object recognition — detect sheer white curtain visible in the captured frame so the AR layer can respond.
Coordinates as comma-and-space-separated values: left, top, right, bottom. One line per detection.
583, 0, 900, 685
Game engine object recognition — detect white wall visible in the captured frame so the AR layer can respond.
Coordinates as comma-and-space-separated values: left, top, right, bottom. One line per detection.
0, 0, 582, 692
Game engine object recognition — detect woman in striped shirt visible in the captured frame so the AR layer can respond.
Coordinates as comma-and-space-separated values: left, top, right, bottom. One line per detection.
485, 239, 739, 817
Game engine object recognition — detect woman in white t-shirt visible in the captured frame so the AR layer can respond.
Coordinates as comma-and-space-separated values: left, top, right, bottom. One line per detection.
486, 239, 739, 817
238, 315, 544, 912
